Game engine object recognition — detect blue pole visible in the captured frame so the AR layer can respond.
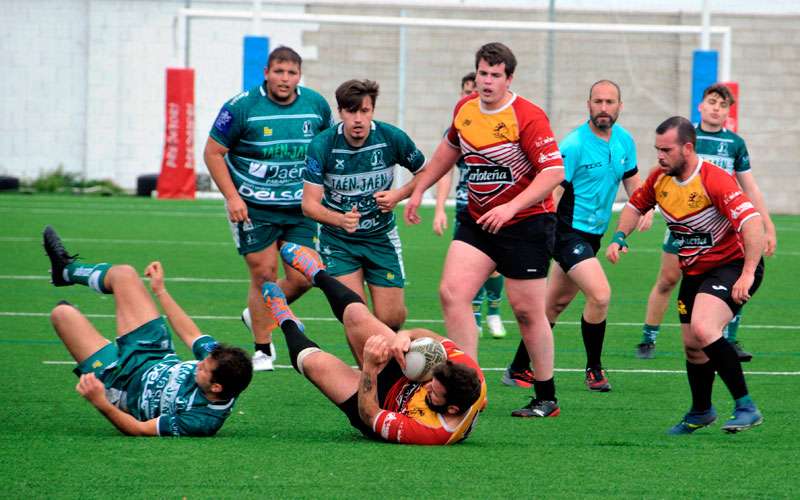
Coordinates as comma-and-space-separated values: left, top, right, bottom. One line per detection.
690, 50, 718, 123
243, 36, 270, 91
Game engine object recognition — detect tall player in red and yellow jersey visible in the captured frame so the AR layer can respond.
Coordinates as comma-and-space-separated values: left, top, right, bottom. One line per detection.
405, 43, 565, 418
607, 117, 765, 434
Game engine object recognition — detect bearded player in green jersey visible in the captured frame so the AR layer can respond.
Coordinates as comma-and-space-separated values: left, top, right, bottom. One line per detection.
636, 84, 776, 361
303, 79, 425, 331
204, 46, 334, 371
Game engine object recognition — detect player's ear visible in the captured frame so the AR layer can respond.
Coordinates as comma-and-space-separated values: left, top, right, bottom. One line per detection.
447, 405, 461, 415
210, 382, 224, 395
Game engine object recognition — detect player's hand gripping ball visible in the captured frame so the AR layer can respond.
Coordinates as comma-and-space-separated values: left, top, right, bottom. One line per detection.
402, 338, 447, 382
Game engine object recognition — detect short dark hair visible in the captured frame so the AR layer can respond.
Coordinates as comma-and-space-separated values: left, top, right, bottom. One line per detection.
656, 116, 696, 147
475, 42, 517, 77
461, 72, 476, 89
267, 46, 302, 70
589, 79, 621, 101
703, 83, 736, 106
432, 360, 482, 415
210, 344, 253, 400
335, 79, 380, 112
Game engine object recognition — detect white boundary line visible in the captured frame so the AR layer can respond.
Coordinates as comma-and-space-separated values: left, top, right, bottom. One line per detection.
4, 310, 800, 330
40, 361, 800, 376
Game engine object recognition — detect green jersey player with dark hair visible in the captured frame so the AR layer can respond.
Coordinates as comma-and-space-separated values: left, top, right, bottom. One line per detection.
302, 79, 425, 332
43, 226, 252, 437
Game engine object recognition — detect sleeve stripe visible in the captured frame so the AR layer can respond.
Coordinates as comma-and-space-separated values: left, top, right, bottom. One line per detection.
625, 201, 643, 214
736, 212, 761, 232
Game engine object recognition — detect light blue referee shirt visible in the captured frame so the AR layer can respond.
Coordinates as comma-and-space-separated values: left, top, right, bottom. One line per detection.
557, 121, 638, 235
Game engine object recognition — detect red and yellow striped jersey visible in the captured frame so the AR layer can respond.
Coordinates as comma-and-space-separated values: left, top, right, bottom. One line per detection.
446, 93, 564, 226
372, 339, 486, 445
628, 160, 760, 275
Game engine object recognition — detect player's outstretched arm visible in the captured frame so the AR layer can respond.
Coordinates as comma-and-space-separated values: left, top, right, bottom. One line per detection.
358, 336, 391, 426
605, 205, 642, 264
622, 173, 654, 232
144, 262, 203, 348
404, 141, 461, 225
76, 373, 158, 436
432, 168, 456, 236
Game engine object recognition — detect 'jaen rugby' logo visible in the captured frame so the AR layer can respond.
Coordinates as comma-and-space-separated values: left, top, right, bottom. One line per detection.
462, 152, 514, 200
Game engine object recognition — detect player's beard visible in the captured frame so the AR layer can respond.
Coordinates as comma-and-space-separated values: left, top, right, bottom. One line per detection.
425, 393, 449, 415
662, 154, 687, 177
590, 112, 617, 130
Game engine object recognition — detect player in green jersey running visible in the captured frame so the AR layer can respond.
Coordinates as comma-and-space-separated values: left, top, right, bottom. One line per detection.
204, 46, 334, 371
44, 226, 252, 437
303, 79, 425, 330
636, 84, 777, 361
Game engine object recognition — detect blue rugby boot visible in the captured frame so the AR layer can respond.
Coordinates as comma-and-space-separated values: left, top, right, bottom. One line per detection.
721, 404, 763, 433
667, 407, 717, 435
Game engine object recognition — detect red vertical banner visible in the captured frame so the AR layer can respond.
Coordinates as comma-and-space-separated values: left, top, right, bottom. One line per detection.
157, 68, 196, 199
721, 81, 739, 132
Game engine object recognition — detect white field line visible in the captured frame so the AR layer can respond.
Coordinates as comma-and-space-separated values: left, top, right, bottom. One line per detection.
39, 361, 800, 376
4, 310, 800, 330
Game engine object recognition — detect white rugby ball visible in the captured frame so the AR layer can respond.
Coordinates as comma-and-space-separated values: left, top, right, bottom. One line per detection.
402, 337, 447, 382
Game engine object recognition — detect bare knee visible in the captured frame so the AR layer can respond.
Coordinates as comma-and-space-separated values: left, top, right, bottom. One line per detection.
248, 261, 278, 286
655, 271, 680, 294
585, 287, 611, 313
377, 307, 407, 331
50, 303, 78, 327
689, 321, 721, 347
106, 264, 138, 285
684, 344, 707, 363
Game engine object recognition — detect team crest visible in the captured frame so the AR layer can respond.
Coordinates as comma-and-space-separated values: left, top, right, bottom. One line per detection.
677, 300, 687, 315
493, 122, 510, 139
371, 150, 385, 167
302, 120, 313, 137
263, 126, 273, 136
462, 152, 514, 205
717, 141, 729, 156
92, 360, 103, 369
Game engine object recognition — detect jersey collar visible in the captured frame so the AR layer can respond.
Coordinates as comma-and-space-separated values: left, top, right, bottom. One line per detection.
479, 92, 516, 115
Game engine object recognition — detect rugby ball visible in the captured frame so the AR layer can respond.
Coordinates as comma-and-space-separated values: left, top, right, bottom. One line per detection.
402, 337, 447, 382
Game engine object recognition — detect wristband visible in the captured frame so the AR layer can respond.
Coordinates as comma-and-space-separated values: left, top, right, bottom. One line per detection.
612, 231, 628, 249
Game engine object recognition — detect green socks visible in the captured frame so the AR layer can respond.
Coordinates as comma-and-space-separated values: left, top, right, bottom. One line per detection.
65, 262, 112, 294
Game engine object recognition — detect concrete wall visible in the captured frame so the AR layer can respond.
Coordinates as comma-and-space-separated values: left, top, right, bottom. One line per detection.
1, 1, 798, 212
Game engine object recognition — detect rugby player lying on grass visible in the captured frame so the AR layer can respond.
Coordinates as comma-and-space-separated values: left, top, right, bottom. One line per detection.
264, 243, 486, 445
44, 226, 252, 437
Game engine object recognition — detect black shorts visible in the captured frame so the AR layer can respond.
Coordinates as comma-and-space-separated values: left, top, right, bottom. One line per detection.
337, 359, 405, 440
553, 226, 602, 273
454, 211, 555, 279
677, 259, 765, 324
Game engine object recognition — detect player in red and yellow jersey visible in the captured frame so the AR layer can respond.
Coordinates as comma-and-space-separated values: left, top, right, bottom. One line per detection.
266, 243, 486, 445
405, 43, 564, 419
607, 117, 765, 434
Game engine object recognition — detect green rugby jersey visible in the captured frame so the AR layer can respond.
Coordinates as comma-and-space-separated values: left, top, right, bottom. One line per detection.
695, 124, 750, 175
128, 335, 236, 437
209, 83, 333, 208
304, 121, 425, 235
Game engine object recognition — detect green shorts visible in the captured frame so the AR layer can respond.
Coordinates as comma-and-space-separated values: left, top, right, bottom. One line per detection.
317, 226, 405, 287
229, 205, 318, 256
75, 318, 176, 395
662, 227, 681, 255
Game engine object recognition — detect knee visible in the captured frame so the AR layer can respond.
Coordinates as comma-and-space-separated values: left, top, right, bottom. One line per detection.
656, 272, 680, 293
250, 264, 278, 286
689, 321, 720, 345
378, 306, 407, 331
50, 303, 78, 328
107, 264, 137, 282
439, 281, 460, 309
683, 344, 707, 363
548, 298, 570, 317
585, 288, 611, 312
